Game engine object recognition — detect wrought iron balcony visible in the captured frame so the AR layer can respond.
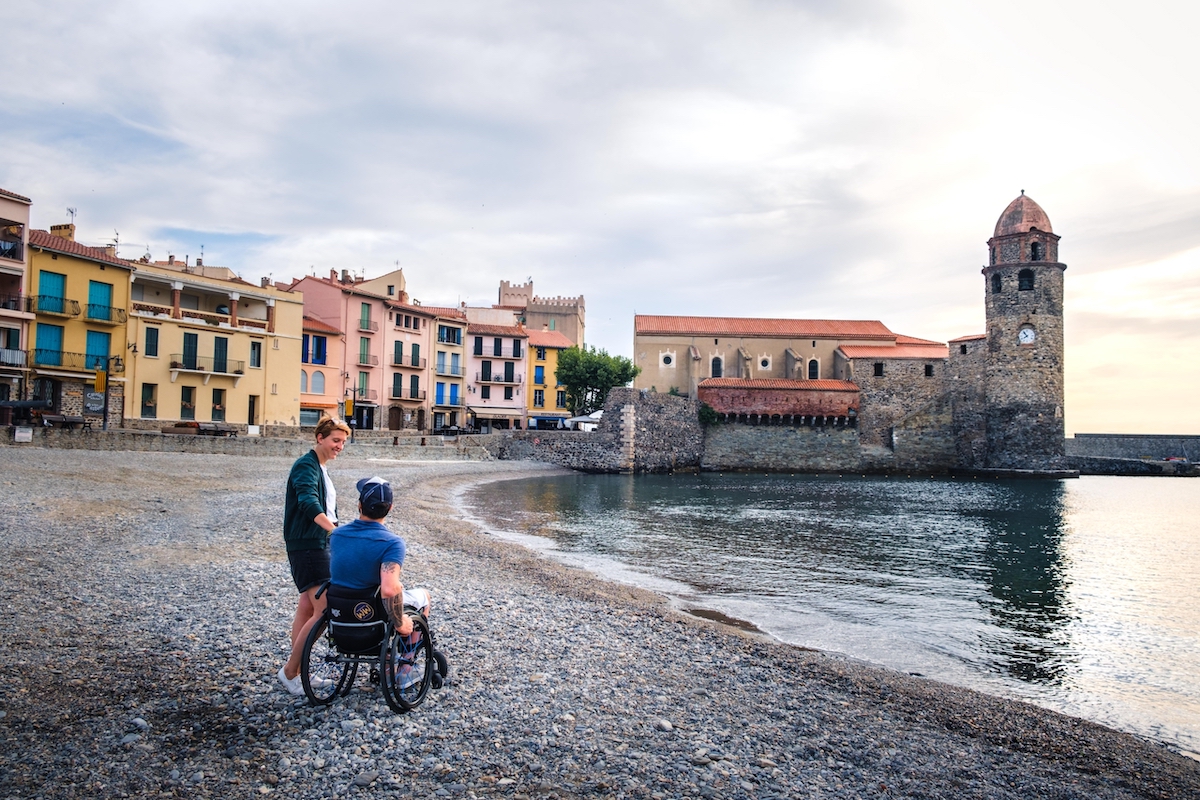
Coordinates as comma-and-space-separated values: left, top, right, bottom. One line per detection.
0, 294, 29, 312
0, 241, 22, 262
357, 353, 380, 367
32, 296, 81, 317
391, 354, 427, 368
390, 387, 427, 400
86, 304, 128, 325
168, 354, 247, 375
435, 364, 465, 377
476, 371, 522, 384
358, 319, 379, 332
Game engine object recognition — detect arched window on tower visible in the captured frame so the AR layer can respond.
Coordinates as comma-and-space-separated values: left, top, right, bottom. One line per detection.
991, 273, 1002, 294
300, 369, 308, 393
1018, 269, 1035, 291
808, 359, 819, 380
711, 357, 723, 378
1030, 242, 1042, 261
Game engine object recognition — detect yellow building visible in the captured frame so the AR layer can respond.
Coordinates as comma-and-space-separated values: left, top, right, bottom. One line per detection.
27, 226, 133, 426
124, 257, 305, 430
526, 328, 574, 428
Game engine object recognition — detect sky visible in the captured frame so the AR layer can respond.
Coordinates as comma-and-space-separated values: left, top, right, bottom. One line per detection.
3, 0, 1198, 435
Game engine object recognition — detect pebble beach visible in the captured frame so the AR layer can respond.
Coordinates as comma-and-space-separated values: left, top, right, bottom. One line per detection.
1, 448, 1197, 800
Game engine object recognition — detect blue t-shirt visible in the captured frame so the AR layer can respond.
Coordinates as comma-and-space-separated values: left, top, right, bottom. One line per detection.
329, 518, 407, 591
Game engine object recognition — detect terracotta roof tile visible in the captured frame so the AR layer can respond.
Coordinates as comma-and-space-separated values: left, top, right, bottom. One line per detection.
303, 315, 342, 334
894, 334, 945, 346
526, 330, 575, 348
0, 187, 32, 204
635, 315, 895, 340
948, 333, 986, 343
28, 229, 132, 269
838, 344, 949, 359
699, 378, 860, 392
388, 301, 435, 317
467, 323, 527, 337
420, 305, 468, 320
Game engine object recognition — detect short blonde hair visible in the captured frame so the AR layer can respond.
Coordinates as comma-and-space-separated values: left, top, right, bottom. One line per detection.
315, 416, 352, 440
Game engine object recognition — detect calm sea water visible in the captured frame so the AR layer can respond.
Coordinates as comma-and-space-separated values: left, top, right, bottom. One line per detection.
459, 473, 1200, 757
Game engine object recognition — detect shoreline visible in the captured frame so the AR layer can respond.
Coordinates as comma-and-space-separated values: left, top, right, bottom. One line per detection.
2, 449, 1197, 799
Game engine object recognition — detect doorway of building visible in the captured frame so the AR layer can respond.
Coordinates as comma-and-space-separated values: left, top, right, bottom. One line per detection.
388, 406, 402, 430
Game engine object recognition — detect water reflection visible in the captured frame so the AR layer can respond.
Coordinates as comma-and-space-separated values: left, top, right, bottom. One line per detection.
972, 481, 1075, 685
466, 473, 1200, 754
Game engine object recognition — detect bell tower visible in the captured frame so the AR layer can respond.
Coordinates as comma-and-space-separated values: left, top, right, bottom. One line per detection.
982, 192, 1066, 468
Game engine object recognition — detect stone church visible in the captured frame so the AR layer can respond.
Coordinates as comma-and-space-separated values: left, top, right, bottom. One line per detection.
631, 193, 1067, 473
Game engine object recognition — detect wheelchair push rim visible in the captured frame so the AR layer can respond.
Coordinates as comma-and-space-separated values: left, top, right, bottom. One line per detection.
300, 615, 354, 705
382, 612, 434, 712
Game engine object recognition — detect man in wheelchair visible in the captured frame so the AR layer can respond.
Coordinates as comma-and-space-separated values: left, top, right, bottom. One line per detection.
303, 475, 445, 708
329, 475, 429, 637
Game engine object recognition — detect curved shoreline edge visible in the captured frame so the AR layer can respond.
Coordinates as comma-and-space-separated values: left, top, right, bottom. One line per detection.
1, 449, 1197, 800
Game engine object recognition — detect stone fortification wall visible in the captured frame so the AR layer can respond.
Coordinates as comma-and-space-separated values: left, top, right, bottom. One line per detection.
1066, 455, 1198, 477
1066, 434, 1200, 461
702, 423, 861, 472
884, 396, 958, 472
603, 388, 704, 472
852, 359, 946, 449
948, 337, 988, 468
480, 430, 622, 473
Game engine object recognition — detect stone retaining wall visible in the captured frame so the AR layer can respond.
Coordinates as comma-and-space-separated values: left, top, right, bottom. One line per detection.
703, 423, 861, 472
1067, 434, 1200, 461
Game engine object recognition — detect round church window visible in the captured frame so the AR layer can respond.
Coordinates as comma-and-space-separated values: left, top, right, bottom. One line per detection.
662, 355, 673, 365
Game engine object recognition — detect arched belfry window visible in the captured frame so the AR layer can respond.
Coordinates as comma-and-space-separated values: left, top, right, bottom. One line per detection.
1030, 242, 1042, 261
991, 273, 1002, 294
808, 359, 819, 380
711, 357, 723, 378
1018, 269, 1035, 291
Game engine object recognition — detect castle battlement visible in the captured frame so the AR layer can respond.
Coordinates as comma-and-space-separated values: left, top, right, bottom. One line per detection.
531, 295, 585, 308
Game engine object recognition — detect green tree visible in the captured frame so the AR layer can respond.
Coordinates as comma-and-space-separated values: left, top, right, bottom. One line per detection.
555, 346, 640, 415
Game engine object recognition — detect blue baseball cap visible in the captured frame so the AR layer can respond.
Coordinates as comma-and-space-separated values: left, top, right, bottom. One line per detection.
356, 476, 393, 518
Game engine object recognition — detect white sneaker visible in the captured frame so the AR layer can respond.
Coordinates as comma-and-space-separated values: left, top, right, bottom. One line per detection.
310, 675, 334, 690
277, 666, 305, 696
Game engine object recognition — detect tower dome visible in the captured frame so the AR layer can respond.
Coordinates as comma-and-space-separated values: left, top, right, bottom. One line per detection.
994, 191, 1053, 237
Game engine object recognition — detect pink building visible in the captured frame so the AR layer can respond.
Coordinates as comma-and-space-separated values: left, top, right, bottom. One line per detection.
466, 322, 528, 432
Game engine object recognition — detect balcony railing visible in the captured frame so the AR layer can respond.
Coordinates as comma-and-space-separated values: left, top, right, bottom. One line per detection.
0, 348, 27, 367
357, 353, 380, 367
390, 388, 427, 400
168, 354, 247, 375
433, 396, 465, 408
31, 349, 93, 370
476, 371, 523, 384
351, 389, 379, 401
0, 294, 29, 312
32, 296, 81, 317
0, 241, 22, 262
391, 354, 427, 368
86, 304, 128, 325
474, 347, 524, 359
435, 364, 465, 377
358, 319, 379, 332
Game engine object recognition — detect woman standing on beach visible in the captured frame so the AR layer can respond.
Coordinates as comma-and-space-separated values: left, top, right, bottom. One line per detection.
278, 416, 352, 695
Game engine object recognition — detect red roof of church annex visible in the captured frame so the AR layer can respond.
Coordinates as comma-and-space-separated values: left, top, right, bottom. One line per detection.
948, 333, 986, 343
700, 378, 859, 392
993, 192, 1053, 237
838, 343, 949, 360
635, 315, 896, 341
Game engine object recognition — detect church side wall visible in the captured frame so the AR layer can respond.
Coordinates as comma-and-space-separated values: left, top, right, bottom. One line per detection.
853, 358, 947, 448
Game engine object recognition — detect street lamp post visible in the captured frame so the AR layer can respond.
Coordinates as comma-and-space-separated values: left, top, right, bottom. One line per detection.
98, 354, 124, 431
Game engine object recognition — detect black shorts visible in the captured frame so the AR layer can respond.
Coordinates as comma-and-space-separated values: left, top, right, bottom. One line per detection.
288, 548, 330, 593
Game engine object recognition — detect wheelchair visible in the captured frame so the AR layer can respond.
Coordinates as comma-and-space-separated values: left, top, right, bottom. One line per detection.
300, 582, 449, 712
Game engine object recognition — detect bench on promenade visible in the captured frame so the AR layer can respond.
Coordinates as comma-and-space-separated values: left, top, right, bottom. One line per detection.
41, 414, 93, 431
197, 422, 238, 437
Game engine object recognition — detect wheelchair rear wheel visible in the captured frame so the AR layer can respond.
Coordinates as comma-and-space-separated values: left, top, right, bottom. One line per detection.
301, 616, 353, 705
382, 613, 433, 712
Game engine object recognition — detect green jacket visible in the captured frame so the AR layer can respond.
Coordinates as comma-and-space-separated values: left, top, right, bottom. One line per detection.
284, 449, 333, 552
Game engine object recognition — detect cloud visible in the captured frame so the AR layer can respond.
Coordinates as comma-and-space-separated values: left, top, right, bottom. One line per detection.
2, 0, 1198, 432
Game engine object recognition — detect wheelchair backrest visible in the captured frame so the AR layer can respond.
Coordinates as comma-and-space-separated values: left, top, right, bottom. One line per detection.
326, 584, 387, 654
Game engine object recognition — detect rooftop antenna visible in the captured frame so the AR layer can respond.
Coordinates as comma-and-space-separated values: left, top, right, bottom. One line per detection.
113, 229, 119, 253
200, 244, 205, 262
67, 207, 77, 224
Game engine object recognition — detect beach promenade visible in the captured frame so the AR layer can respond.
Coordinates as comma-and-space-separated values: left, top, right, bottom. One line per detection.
0, 448, 1196, 800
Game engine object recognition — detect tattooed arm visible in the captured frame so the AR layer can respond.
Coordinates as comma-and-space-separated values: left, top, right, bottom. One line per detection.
380, 560, 413, 636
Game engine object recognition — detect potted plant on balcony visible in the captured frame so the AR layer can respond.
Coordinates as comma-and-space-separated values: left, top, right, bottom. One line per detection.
170, 360, 183, 369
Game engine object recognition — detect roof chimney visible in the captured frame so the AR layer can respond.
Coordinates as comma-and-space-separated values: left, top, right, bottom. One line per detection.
50, 223, 75, 242
330, 268, 338, 281
261, 277, 271, 288
341, 269, 350, 284
168, 254, 175, 265
104, 244, 116, 257
196, 257, 203, 267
